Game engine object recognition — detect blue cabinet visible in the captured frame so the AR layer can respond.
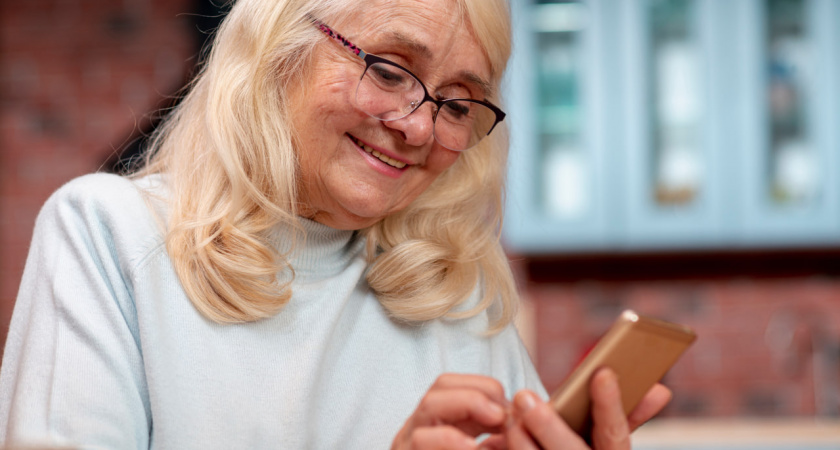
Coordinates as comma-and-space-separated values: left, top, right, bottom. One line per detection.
737, 0, 840, 245
503, 0, 840, 254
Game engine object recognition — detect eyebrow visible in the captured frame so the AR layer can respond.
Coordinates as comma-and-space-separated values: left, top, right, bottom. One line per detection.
460, 71, 494, 99
383, 31, 495, 99
385, 31, 434, 60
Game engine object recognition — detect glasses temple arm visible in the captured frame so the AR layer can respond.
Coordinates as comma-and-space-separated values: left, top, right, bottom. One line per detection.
309, 16, 368, 60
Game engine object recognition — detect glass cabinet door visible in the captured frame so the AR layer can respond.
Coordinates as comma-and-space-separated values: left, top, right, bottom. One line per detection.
536, 2, 587, 220
739, 0, 840, 244
504, 0, 614, 253
649, 0, 703, 207
766, 0, 815, 206
621, 0, 726, 247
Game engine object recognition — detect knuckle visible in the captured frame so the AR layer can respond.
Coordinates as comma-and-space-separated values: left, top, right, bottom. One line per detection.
416, 394, 437, 417
598, 421, 630, 445
413, 394, 441, 426
485, 378, 505, 395
410, 430, 426, 448
431, 373, 454, 388
522, 402, 554, 431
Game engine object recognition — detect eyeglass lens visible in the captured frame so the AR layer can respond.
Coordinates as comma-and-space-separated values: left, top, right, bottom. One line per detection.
355, 62, 498, 151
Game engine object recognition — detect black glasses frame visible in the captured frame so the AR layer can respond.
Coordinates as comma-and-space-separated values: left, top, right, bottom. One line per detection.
359, 53, 507, 136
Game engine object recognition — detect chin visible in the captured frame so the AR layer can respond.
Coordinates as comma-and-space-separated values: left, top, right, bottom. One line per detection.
341, 208, 392, 229
336, 187, 403, 217
311, 200, 389, 230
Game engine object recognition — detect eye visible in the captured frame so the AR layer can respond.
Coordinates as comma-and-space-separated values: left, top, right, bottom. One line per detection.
368, 63, 411, 89
441, 100, 471, 120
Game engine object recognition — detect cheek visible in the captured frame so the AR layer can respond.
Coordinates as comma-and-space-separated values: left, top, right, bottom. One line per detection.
292, 81, 363, 164
425, 147, 461, 175
292, 54, 362, 134
303, 83, 356, 130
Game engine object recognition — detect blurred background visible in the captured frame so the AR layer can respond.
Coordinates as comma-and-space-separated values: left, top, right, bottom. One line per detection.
1, 0, 839, 448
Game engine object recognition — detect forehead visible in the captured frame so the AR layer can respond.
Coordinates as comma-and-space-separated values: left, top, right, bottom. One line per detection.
335, 0, 493, 93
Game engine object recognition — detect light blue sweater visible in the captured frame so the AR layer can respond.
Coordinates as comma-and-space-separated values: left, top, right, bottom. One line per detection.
0, 174, 546, 449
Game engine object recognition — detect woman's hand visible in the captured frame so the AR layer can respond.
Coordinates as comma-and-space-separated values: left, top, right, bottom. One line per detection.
392, 369, 671, 449
391, 374, 510, 450
497, 368, 672, 450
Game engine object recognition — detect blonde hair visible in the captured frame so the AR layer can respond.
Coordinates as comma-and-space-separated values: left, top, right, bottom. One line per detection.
135, 0, 517, 332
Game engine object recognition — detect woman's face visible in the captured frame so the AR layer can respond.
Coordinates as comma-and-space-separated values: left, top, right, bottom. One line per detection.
290, 0, 492, 230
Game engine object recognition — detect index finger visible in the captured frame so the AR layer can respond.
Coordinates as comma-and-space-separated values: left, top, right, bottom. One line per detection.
414, 388, 507, 432
428, 373, 510, 407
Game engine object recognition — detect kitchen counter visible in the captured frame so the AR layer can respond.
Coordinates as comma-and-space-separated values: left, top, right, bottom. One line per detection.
631, 418, 840, 450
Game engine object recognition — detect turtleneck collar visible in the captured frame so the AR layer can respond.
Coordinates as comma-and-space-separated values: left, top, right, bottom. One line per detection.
269, 217, 365, 281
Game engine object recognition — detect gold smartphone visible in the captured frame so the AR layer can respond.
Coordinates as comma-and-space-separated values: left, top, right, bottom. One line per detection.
549, 310, 697, 437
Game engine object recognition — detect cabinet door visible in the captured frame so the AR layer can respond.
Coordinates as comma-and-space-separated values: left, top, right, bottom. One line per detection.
504, 0, 616, 253
738, 0, 840, 246
620, 0, 729, 248
502, 0, 840, 254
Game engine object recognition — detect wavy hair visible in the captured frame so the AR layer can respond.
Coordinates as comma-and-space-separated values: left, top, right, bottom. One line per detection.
135, 0, 517, 332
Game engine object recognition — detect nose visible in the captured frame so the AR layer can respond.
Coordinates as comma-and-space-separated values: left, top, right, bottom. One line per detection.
382, 102, 436, 147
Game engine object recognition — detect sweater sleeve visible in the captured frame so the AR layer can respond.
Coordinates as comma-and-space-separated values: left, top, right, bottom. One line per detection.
0, 174, 154, 450
493, 323, 549, 400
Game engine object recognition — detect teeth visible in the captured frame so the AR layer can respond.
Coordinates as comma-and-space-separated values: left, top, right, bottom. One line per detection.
352, 137, 407, 169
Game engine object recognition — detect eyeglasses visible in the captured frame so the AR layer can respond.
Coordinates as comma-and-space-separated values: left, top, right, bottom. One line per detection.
311, 18, 506, 152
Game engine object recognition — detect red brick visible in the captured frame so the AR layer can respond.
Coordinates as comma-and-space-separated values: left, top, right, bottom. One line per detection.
0, 0, 195, 359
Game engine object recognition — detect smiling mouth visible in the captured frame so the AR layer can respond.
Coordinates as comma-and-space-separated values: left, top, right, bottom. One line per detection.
349, 135, 408, 169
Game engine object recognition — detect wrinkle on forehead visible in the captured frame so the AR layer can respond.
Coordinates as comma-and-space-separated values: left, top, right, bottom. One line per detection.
344, 0, 494, 96
349, 0, 469, 56
356, 6, 464, 48
361, 0, 464, 29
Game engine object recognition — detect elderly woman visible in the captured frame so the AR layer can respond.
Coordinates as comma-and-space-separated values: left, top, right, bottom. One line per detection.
0, 0, 669, 449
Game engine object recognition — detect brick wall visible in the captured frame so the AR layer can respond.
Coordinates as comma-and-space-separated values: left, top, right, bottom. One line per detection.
527, 276, 840, 417
0, 0, 196, 353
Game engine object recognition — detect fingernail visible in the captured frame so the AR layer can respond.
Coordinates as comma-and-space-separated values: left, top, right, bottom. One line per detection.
488, 401, 506, 418
605, 369, 619, 388
514, 391, 536, 412
598, 368, 620, 395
